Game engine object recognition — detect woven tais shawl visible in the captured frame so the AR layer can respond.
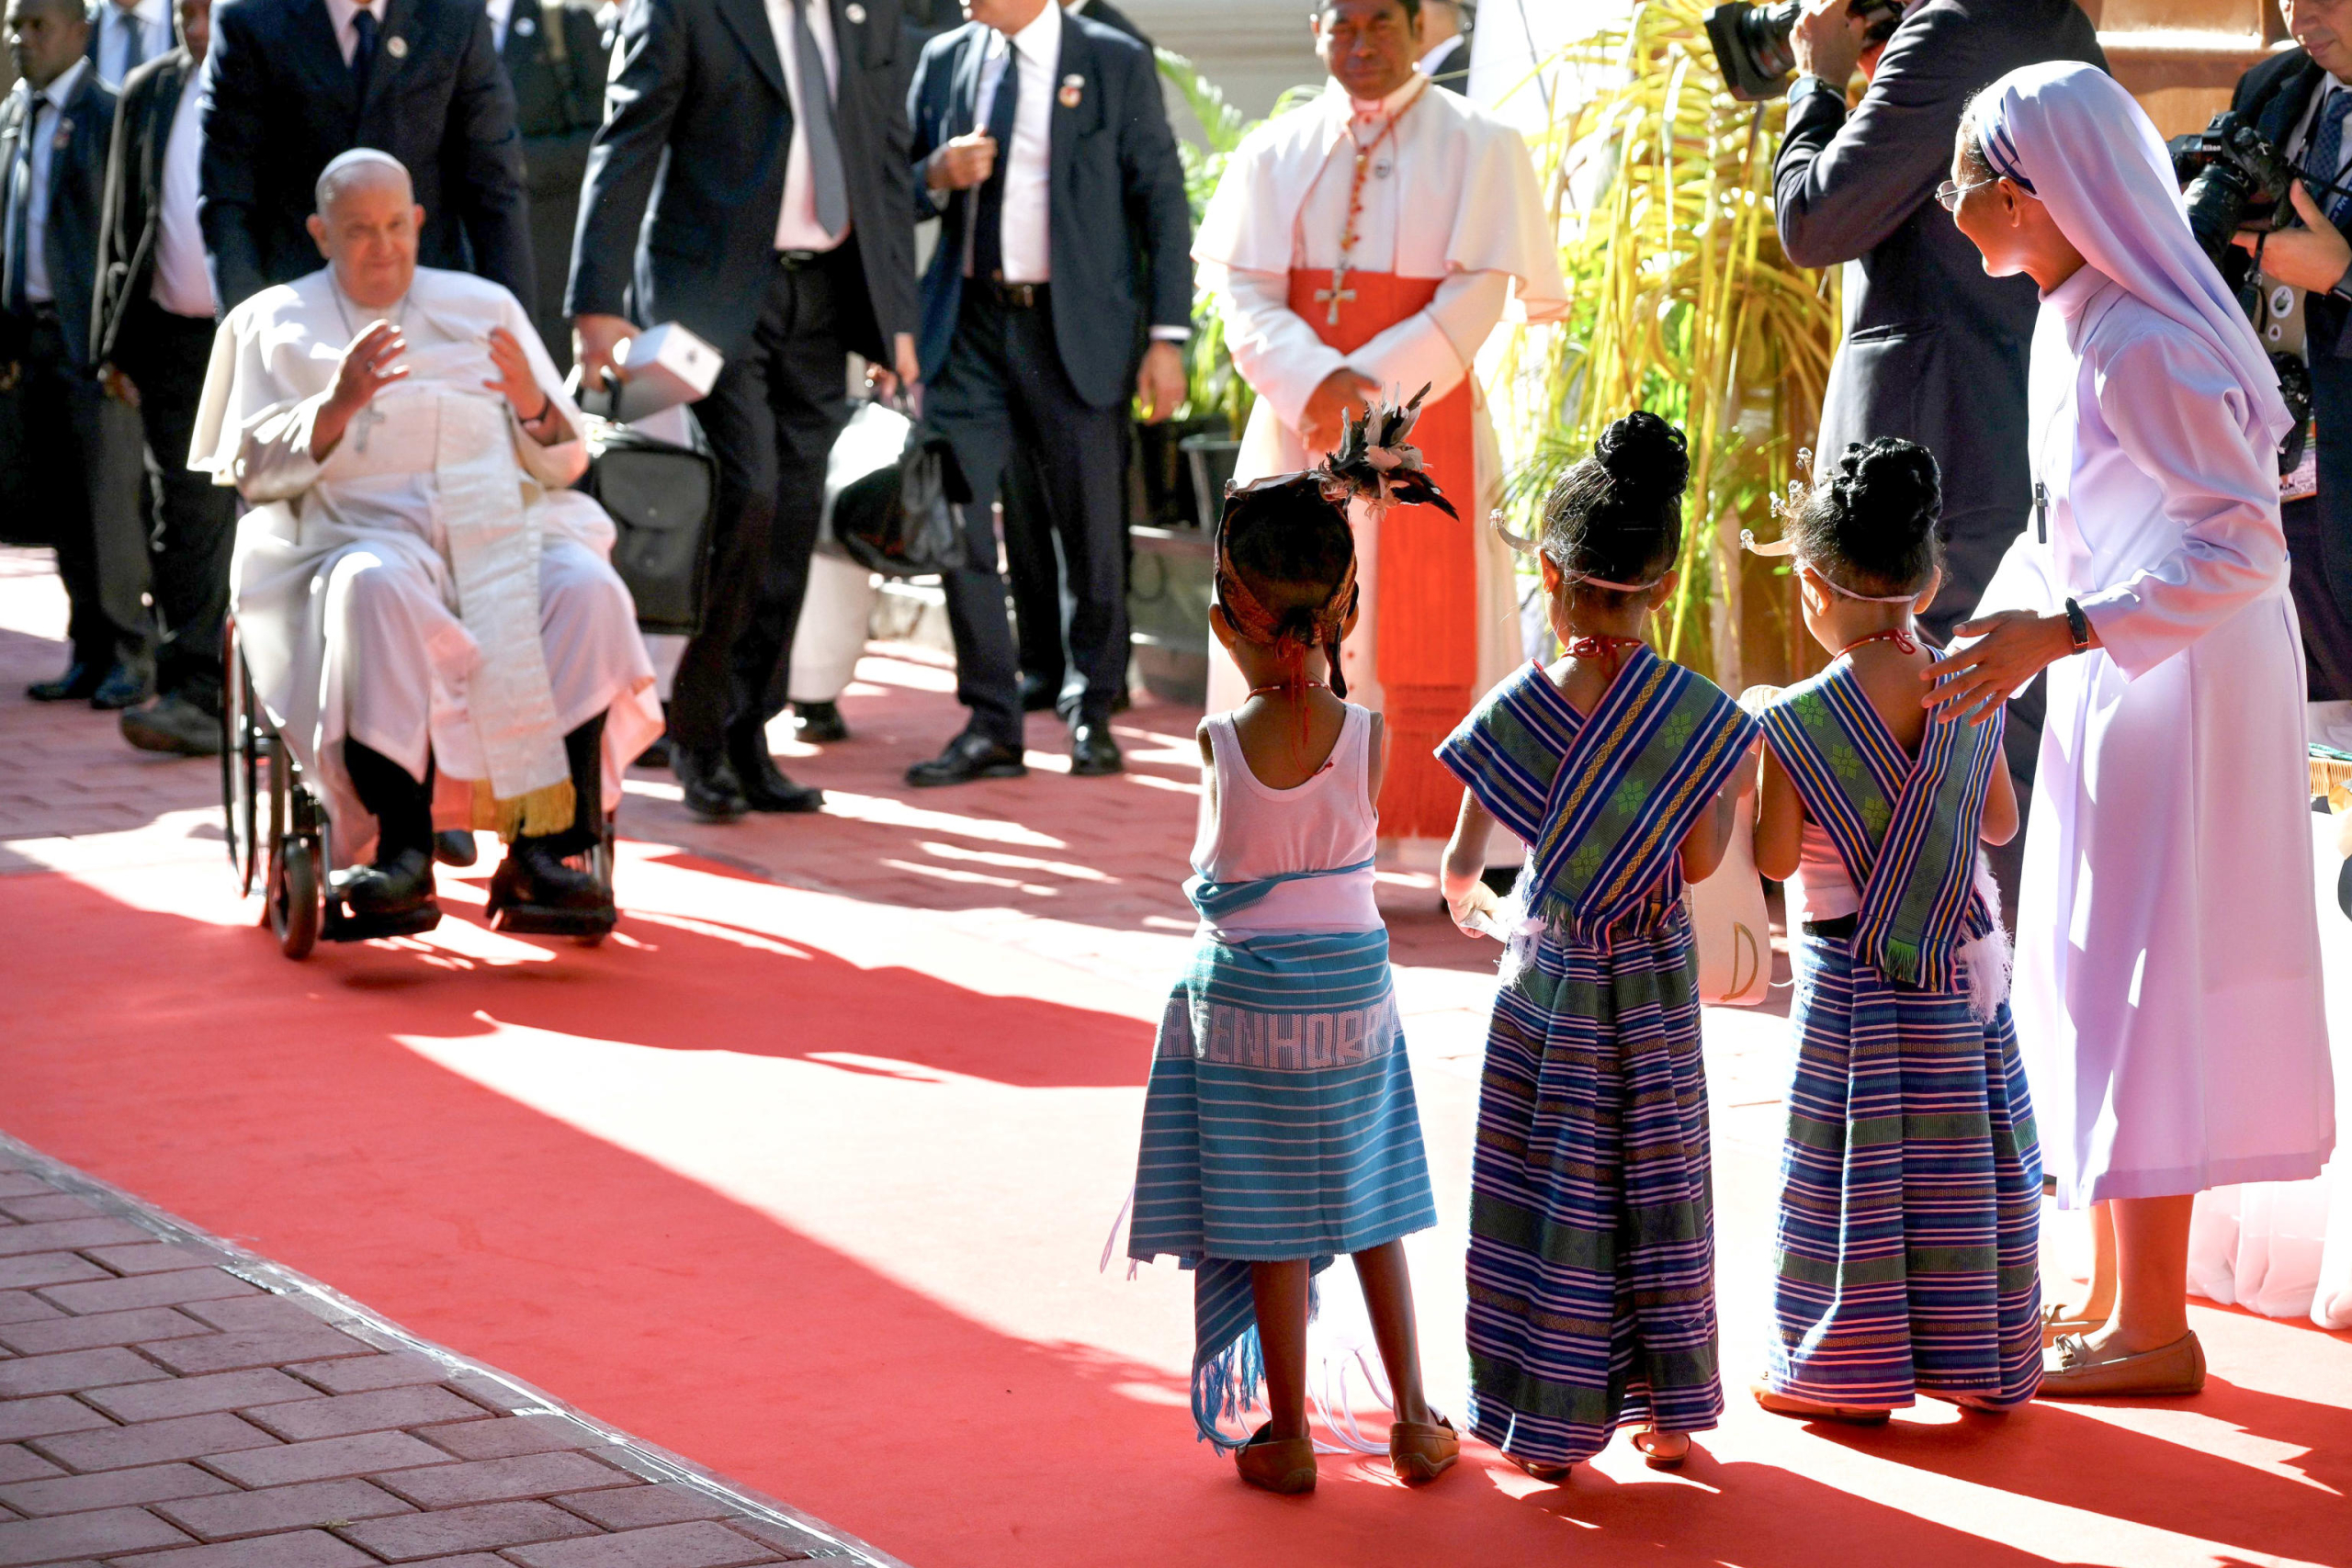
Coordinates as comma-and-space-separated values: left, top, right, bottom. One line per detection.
1759, 661, 2002, 993
1438, 649, 1756, 942
1126, 909, 1437, 1450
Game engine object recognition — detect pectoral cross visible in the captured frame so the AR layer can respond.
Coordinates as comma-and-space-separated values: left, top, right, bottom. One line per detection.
352, 401, 387, 455
1316, 259, 1356, 327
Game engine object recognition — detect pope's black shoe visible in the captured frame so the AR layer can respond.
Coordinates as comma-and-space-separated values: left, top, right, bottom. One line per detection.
672, 747, 749, 821
729, 732, 824, 813
28, 662, 98, 702
329, 848, 436, 917
907, 730, 1027, 788
793, 700, 850, 744
433, 829, 480, 867
495, 838, 607, 911
1070, 721, 1124, 777
90, 661, 151, 712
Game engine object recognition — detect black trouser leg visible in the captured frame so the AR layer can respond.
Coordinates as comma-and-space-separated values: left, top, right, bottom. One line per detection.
1002, 309, 1127, 726
2286, 494, 2352, 700
927, 294, 1026, 750
16, 314, 125, 668
121, 302, 237, 710
515, 713, 607, 858
1001, 445, 1069, 695
344, 739, 434, 863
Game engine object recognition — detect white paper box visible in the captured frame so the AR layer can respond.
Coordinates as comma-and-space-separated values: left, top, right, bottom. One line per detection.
579, 321, 723, 423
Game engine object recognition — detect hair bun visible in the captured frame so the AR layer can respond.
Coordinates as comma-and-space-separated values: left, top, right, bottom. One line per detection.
1835, 438, 1941, 536
1594, 411, 1690, 511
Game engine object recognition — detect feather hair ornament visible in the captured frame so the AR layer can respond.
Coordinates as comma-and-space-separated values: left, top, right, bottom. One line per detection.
1317, 386, 1460, 519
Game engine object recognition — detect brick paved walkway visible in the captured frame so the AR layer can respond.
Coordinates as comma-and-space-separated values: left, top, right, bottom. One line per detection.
0, 1134, 896, 1568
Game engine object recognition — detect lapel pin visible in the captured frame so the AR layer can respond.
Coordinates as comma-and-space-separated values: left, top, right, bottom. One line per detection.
385, 34, 407, 58
54, 117, 72, 151
844, 2, 865, 21
1057, 73, 1082, 108
514, 14, 535, 34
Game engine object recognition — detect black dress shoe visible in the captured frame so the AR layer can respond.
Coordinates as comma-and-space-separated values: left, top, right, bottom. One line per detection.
1020, 672, 1061, 713
433, 829, 480, 868
119, 694, 221, 756
672, 748, 749, 820
907, 731, 1028, 788
329, 847, 436, 917
793, 700, 850, 744
496, 838, 607, 910
1070, 721, 1124, 777
28, 663, 97, 702
90, 662, 151, 712
729, 734, 824, 813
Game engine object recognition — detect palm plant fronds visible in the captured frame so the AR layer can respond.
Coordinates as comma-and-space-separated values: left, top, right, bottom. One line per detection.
1488, 0, 1841, 689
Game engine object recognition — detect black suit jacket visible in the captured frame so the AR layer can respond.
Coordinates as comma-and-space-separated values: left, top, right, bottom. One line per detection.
93, 46, 193, 364
1423, 31, 1470, 95
907, 16, 1190, 410
503, 0, 604, 183
1773, 0, 2105, 623
2229, 48, 2352, 615
568, 0, 917, 365
198, 0, 533, 313
1, 64, 115, 369
1069, 0, 1148, 49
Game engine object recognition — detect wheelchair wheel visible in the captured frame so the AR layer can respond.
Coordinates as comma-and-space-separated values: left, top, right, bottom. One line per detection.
269, 825, 322, 960
220, 630, 265, 898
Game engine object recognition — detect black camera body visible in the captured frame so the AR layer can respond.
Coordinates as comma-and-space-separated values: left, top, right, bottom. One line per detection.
1703, 0, 1906, 103
2169, 111, 2299, 268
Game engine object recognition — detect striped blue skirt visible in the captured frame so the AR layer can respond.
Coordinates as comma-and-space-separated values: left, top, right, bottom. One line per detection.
1126, 927, 1439, 1447
1465, 908, 1723, 1467
1765, 931, 2043, 1408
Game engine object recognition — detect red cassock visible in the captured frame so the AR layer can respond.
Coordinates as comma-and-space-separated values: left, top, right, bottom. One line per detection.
1285, 267, 1478, 842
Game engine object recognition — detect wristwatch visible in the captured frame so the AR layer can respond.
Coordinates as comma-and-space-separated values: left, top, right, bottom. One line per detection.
2062, 596, 2092, 653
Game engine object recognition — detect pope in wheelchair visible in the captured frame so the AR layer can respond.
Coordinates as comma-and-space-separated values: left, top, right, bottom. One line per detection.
192, 149, 662, 938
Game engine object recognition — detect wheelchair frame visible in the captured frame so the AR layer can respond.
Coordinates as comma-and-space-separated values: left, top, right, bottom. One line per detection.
220, 616, 616, 960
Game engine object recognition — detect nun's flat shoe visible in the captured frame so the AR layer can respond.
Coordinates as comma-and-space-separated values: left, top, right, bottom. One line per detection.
2039, 1331, 2205, 1398
1234, 1423, 1316, 1495
1388, 1416, 1458, 1484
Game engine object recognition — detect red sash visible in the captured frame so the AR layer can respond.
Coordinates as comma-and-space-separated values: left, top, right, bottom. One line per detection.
1286, 267, 1478, 840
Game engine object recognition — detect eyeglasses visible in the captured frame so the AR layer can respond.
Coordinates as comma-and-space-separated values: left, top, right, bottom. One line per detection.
1935, 175, 1997, 212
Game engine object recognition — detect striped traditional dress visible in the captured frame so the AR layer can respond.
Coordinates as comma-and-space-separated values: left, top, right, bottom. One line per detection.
1127, 705, 1438, 1449
1436, 648, 1756, 1468
1758, 662, 2043, 1410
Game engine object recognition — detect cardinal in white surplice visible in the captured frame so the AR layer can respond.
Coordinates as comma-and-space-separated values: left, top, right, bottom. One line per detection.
1194, 0, 1566, 850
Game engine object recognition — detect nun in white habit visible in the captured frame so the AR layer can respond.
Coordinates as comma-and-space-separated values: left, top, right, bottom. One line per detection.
1928, 62, 2333, 1396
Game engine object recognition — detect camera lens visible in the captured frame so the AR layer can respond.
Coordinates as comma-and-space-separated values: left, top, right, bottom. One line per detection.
2181, 164, 2254, 268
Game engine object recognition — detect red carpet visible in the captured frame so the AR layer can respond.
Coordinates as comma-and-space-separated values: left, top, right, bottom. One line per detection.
6, 849, 2350, 1568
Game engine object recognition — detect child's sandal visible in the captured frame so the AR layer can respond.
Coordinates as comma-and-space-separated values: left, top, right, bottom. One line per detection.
1388, 1415, 1459, 1484
1631, 1427, 1690, 1471
1234, 1423, 1317, 1495
1749, 1381, 1892, 1426
1508, 1454, 1574, 1483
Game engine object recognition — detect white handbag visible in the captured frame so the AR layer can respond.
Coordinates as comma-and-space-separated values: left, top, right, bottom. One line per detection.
1683, 686, 1778, 1007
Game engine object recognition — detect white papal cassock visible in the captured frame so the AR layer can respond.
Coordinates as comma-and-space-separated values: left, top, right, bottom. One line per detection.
1978, 262, 2335, 1205
192, 266, 663, 865
1194, 73, 1566, 848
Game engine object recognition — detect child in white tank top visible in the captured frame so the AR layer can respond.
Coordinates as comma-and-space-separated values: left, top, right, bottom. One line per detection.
1125, 405, 1454, 1497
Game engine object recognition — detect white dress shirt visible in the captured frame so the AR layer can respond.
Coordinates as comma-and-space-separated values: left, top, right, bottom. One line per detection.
93, 0, 174, 88
969, 0, 1056, 284
151, 71, 217, 318
17, 60, 90, 306
487, 0, 516, 51
322, 0, 390, 65
765, 0, 845, 253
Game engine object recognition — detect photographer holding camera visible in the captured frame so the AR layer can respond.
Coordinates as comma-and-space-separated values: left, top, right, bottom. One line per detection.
1771, 0, 2104, 641
2212, 0, 2352, 697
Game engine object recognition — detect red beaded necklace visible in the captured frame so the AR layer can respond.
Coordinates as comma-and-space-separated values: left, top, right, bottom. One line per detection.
1249, 680, 1329, 697
1318, 87, 1419, 327
1841, 626, 1918, 656
1566, 634, 1646, 661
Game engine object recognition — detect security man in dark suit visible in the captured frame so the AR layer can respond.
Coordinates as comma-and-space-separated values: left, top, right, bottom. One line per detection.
2214, 0, 2352, 698
990, 0, 1154, 728
571, 0, 920, 821
6, 0, 137, 705
493, 0, 605, 367
1418, 0, 1470, 92
95, 0, 240, 752
198, 0, 532, 312
905, 0, 1191, 784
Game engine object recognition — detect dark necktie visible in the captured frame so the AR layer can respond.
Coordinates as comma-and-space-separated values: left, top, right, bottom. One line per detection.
2312, 91, 2352, 231
969, 38, 1019, 282
4, 97, 44, 317
788, 0, 847, 236
351, 7, 379, 105
119, 9, 147, 75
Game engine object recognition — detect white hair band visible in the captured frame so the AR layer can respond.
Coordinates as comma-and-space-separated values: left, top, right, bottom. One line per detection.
1740, 528, 1925, 604
1491, 510, 1664, 592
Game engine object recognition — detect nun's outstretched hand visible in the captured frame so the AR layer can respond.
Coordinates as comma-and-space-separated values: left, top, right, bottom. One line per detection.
1920, 609, 2088, 725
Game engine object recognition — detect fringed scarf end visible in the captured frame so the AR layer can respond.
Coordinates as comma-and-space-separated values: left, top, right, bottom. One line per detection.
470, 777, 577, 843
1192, 1326, 1267, 1453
